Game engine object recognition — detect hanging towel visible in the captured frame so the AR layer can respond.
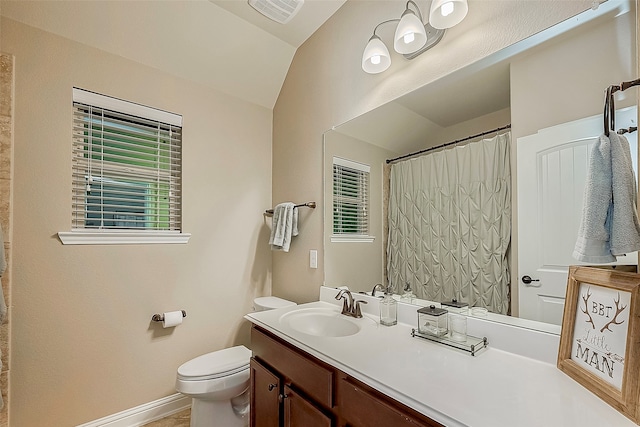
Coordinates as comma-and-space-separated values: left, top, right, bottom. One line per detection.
268, 202, 298, 252
573, 134, 616, 263
573, 133, 640, 262
609, 132, 640, 254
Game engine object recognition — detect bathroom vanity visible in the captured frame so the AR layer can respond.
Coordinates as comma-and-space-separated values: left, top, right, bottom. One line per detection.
245, 289, 638, 427
250, 325, 442, 427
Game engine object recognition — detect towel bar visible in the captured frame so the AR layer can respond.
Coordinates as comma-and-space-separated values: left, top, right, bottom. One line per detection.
265, 201, 316, 215
151, 310, 187, 322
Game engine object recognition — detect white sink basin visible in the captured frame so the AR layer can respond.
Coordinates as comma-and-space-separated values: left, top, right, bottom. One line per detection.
279, 307, 361, 337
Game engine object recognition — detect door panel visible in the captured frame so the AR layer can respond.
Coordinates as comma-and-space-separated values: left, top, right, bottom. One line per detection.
517, 107, 638, 324
250, 358, 280, 427
283, 385, 332, 427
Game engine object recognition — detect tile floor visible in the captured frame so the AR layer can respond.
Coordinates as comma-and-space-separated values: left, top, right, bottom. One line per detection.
142, 408, 190, 427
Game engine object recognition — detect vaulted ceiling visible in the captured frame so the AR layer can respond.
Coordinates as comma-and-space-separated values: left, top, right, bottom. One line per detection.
0, 0, 346, 109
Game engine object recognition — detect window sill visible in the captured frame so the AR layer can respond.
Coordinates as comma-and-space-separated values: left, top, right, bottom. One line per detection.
330, 235, 375, 243
58, 230, 191, 245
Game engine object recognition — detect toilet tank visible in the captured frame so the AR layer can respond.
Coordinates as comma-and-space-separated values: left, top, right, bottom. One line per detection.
253, 296, 297, 312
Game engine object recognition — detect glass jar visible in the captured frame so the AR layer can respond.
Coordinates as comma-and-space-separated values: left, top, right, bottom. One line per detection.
379, 292, 397, 326
448, 312, 467, 342
441, 298, 469, 315
417, 305, 448, 337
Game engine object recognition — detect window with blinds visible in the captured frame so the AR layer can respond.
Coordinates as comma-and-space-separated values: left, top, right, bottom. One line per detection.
332, 157, 370, 237
69, 88, 183, 240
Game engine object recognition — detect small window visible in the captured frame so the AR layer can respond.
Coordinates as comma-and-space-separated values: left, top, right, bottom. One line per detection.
332, 157, 371, 241
58, 88, 189, 244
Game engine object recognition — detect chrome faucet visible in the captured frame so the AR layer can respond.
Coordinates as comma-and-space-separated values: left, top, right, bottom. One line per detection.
371, 283, 384, 297
334, 289, 368, 318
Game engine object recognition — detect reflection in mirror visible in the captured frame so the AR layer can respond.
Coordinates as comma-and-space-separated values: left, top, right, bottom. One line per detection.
323, 0, 637, 330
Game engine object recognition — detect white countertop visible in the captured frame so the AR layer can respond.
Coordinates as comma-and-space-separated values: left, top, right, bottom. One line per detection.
245, 295, 637, 427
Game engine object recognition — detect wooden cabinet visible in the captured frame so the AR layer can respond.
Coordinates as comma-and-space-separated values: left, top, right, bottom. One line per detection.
250, 356, 332, 427
250, 326, 443, 427
250, 358, 280, 427
337, 376, 442, 427
283, 385, 332, 427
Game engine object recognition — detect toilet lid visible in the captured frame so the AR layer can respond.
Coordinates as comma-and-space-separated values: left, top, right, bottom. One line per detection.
177, 345, 251, 381
254, 296, 297, 310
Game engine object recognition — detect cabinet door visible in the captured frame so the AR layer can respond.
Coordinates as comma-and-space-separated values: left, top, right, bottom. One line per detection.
338, 377, 443, 427
250, 358, 280, 427
283, 385, 332, 427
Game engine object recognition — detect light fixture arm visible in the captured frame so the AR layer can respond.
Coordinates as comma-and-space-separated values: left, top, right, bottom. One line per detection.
371, 19, 400, 37
404, 0, 424, 24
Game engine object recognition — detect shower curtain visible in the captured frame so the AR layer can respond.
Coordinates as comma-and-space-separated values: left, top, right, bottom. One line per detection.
387, 132, 511, 314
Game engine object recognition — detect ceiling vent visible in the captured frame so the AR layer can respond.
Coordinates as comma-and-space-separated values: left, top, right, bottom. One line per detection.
248, 0, 304, 24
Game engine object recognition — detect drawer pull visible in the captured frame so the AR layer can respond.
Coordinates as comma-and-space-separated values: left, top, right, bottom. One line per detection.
268, 383, 277, 392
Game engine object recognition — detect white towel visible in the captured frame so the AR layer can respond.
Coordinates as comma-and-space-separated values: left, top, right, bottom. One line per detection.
610, 132, 640, 254
268, 202, 298, 252
573, 134, 616, 262
573, 133, 640, 262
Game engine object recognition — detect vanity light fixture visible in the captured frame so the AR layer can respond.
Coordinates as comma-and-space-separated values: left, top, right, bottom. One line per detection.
362, 0, 468, 74
429, 0, 468, 29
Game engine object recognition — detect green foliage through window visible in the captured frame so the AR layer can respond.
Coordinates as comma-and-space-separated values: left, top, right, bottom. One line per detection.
72, 94, 182, 232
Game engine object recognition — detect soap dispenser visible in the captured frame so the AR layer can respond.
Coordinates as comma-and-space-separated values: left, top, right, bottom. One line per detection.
380, 288, 398, 326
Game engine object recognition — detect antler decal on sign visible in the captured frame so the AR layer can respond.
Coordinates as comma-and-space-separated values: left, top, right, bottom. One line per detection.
558, 266, 640, 424
600, 292, 627, 333
581, 286, 596, 329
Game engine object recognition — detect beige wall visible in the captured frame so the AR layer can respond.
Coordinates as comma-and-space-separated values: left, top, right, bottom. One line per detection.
323, 132, 395, 290
272, 0, 594, 303
510, 10, 636, 141
2, 18, 272, 426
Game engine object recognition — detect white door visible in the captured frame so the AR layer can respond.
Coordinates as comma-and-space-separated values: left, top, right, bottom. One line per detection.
517, 107, 638, 324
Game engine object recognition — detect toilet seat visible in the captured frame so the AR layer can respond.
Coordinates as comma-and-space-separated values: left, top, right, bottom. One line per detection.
177, 345, 251, 382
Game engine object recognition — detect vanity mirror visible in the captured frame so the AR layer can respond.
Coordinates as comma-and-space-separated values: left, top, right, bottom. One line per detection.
323, 0, 638, 330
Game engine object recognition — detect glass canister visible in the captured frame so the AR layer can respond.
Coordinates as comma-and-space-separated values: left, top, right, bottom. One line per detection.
379, 291, 398, 326
448, 312, 467, 342
417, 305, 448, 337
441, 299, 469, 314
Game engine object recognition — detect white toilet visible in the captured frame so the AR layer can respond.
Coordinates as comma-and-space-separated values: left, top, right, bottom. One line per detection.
175, 296, 296, 427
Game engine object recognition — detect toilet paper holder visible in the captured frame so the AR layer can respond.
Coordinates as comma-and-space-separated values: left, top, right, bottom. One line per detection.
152, 310, 187, 322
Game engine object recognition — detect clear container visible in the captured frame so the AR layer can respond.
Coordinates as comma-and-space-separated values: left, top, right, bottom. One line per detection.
441, 299, 469, 315
380, 292, 397, 326
417, 305, 448, 337
448, 312, 467, 342
401, 282, 415, 303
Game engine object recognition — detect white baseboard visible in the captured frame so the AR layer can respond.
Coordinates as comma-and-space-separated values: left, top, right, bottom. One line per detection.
77, 393, 191, 427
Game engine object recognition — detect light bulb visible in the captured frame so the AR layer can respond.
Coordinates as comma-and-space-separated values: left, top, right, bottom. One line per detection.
362, 35, 391, 73
394, 10, 427, 54
441, 2, 454, 17
429, 0, 468, 29
403, 32, 415, 44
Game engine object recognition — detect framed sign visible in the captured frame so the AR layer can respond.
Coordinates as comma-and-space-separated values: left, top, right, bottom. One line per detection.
558, 266, 640, 424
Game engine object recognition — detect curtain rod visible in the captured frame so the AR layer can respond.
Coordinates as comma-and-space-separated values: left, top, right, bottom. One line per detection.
385, 124, 512, 164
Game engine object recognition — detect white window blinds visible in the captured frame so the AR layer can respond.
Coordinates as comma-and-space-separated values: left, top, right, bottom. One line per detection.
71, 88, 183, 232
332, 157, 370, 236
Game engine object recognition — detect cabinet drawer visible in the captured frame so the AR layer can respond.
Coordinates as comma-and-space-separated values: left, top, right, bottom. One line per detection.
338, 377, 444, 427
251, 326, 333, 408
